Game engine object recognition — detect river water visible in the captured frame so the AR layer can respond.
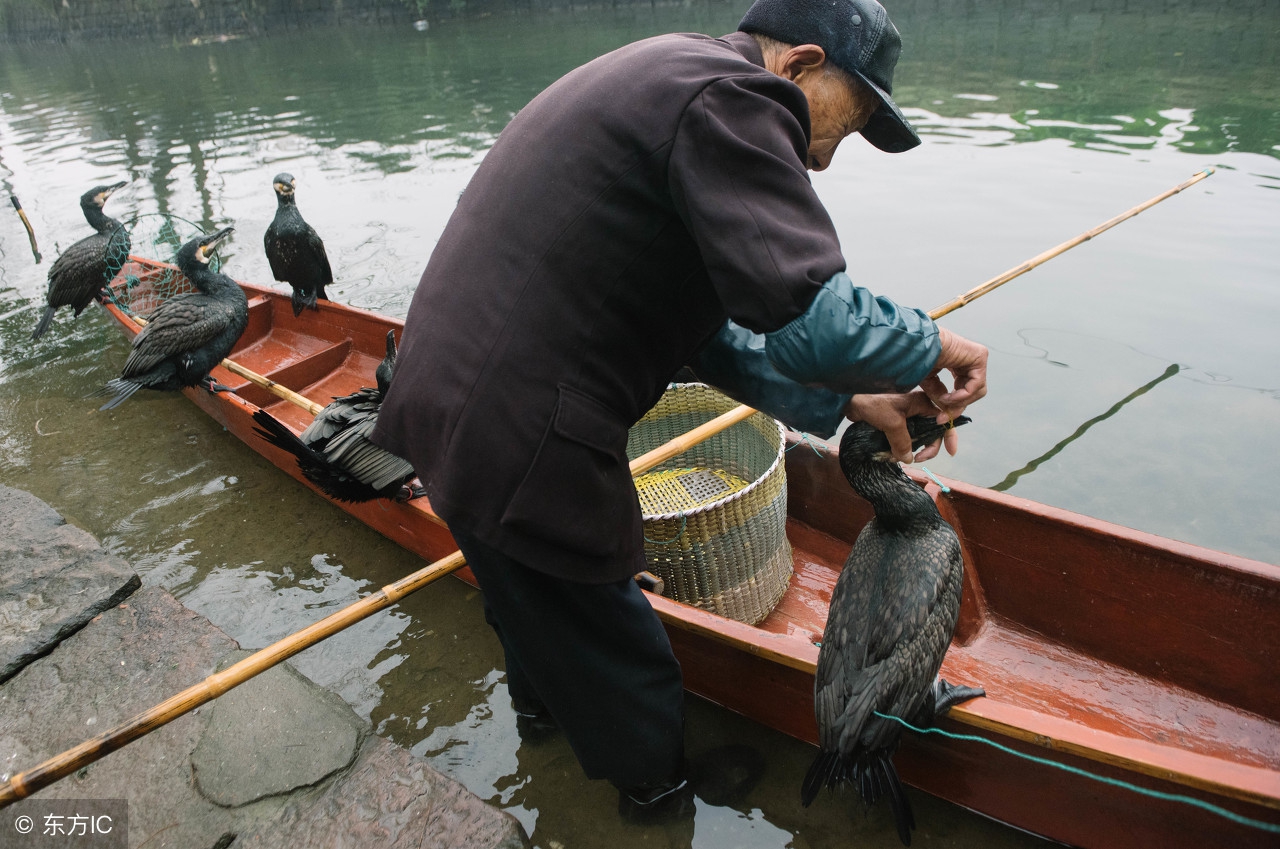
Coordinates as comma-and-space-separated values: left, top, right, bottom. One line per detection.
1, 1, 1277, 846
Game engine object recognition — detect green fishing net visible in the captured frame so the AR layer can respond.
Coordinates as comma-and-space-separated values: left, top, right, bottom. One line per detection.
102, 213, 221, 319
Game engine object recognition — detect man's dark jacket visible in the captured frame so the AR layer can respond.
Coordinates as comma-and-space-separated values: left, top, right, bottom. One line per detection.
373, 32, 934, 583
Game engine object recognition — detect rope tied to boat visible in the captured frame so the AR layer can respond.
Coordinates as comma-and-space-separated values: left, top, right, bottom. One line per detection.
873, 711, 1280, 835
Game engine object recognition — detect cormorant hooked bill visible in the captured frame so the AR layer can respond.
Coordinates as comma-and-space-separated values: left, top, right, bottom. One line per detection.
251, 330, 423, 503
97, 227, 248, 410
31, 181, 130, 341
263, 172, 332, 317
801, 415, 984, 846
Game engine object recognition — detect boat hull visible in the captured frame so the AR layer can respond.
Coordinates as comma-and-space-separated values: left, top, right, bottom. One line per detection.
101, 259, 1280, 848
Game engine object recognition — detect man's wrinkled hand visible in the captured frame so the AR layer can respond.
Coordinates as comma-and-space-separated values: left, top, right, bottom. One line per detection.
919, 327, 987, 422
843, 391, 956, 464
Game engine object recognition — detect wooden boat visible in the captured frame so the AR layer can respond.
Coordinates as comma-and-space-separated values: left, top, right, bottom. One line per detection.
101, 256, 1280, 848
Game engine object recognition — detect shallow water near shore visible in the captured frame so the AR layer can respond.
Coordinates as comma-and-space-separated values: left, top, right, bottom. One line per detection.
1, 2, 1278, 846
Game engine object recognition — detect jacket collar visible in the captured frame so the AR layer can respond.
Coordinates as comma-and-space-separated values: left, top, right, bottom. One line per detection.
719, 30, 766, 69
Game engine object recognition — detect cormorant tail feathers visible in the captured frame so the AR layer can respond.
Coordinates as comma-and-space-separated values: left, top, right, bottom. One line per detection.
800, 749, 916, 846
800, 749, 839, 807
290, 288, 318, 317
252, 408, 375, 503
31, 306, 56, 342
97, 378, 143, 411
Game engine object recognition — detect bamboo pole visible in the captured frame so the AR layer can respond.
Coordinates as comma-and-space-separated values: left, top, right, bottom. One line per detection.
930, 168, 1215, 319
1, 169, 1215, 807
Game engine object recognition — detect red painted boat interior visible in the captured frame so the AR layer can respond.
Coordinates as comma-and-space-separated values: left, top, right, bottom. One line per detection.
104, 262, 1280, 845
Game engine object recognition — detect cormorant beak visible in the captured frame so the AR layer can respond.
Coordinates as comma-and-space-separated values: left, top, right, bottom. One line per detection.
907, 414, 972, 453
273, 179, 296, 197
195, 226, 235, 264
96, 181, 128, 205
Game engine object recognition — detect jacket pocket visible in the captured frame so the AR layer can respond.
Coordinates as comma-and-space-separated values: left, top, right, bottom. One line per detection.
501, 384, 632, 558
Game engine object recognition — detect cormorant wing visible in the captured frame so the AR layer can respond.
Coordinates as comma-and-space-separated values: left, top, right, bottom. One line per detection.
120, 293, 238, 378
306, 226, 333, 286
299, 387, 380, 445
320, 411, 414, 491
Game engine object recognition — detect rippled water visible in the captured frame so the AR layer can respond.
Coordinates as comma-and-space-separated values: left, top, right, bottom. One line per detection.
1, 2, 1278, 846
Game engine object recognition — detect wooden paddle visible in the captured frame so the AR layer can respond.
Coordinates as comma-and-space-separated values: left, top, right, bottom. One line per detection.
0, 169, 1214, 807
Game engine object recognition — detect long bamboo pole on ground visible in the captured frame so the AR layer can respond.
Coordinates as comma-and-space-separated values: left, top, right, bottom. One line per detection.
0, 169, 1214, 807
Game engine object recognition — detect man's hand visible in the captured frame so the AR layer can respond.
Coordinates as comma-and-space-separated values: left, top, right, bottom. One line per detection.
843, 329, 988, 464
920, 328, 988, 419
843, 391, 953, 463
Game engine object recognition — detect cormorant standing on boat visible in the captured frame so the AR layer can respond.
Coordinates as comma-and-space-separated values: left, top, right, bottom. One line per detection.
251, 331, 422, 503
263, 172, 332, 317
801, 415, 984, 846
31, 181, 129, 341
98, 227, 247, 410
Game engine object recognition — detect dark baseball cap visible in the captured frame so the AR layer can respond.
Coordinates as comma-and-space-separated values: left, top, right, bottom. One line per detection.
738, 0, 921, 153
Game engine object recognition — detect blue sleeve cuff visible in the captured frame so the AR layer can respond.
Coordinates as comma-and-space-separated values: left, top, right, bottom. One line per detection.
763, 272, 940, 394
687, 320, 851, 438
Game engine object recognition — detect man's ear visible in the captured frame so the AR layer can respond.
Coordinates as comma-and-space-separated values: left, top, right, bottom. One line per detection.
777, 44, 829, 86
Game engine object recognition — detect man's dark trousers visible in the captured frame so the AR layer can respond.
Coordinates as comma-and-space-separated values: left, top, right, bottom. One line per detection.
451, 529, 686, 792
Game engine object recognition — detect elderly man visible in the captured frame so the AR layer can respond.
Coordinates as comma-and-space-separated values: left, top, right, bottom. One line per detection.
374, 0, 988, 820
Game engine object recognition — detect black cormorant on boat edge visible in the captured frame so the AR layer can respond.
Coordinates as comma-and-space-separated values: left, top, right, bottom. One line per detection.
97, 227, 247, 410
802, 414, 985, 846
263, 172, 333, 317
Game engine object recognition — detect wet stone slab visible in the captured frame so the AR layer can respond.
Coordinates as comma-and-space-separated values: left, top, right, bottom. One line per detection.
0, 488, 528, 849
0, 484, 141, 684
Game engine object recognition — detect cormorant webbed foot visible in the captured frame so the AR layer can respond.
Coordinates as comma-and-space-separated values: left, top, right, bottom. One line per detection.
201, 376, 233, 395
394, 482, 427, 502
922, 678, 985, 726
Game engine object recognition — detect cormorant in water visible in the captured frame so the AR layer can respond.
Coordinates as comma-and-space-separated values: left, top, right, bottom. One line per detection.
251, 330, 423, 503
98, 227, 247, 410
801, 415, 984, 846
263, 172, 332, 317
31, 181, 129, 341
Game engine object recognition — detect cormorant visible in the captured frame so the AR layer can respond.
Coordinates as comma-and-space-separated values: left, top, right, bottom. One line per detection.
31, 181, 129, 341
97, 227, 247, 410
263, 172, 332, 317
251, 330, 422, 503
801, 415, 984, 846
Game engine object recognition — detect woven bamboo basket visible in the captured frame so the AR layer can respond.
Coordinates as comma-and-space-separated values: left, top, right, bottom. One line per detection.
627, 384, 792, 625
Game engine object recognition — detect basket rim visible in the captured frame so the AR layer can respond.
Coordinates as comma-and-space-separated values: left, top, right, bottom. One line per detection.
638, 384, 786, 523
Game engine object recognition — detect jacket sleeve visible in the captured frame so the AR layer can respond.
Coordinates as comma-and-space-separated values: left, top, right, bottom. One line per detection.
687, 320, 852, 438
668, 74, 846, 333
765, 272, 941, 394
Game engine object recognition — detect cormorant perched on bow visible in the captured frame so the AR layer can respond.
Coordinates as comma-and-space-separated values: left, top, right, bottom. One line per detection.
251, 331, 422, 503
801, 415, 984, 846
263, 172, 332, 317
31, 181, 129, 341
97, 227, 247, 410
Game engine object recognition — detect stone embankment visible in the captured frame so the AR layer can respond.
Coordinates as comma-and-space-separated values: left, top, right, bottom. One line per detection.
0, 484, 528, 849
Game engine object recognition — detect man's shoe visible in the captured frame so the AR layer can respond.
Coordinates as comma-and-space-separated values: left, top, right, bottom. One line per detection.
617, 778, 696, 825
514, 709, 558, 745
